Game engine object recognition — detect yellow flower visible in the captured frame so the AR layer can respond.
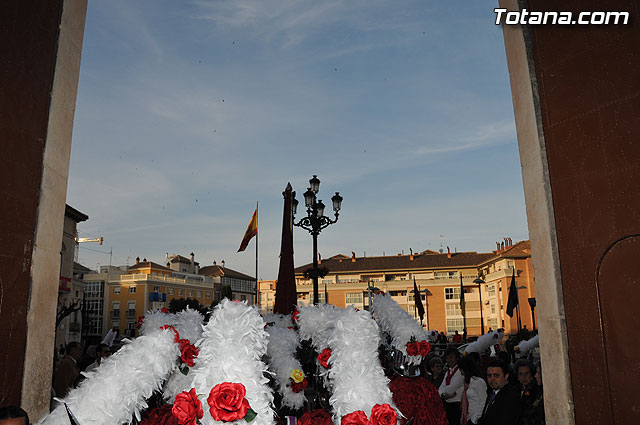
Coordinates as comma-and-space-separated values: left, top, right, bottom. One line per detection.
290, 369, 305, 383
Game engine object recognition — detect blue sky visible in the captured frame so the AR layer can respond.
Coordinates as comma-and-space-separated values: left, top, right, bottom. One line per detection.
68, 0, 529, 279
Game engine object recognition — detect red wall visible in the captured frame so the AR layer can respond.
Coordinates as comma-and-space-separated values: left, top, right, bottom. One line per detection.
527, 1, 640, 423
0, 1, 64, 405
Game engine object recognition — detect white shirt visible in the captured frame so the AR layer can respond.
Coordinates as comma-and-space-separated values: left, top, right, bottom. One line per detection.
466, 376, 488, 423
439, 365, 464, 403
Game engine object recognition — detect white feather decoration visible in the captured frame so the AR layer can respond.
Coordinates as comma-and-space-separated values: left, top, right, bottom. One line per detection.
463, 329, 505, 354
140, 307, 204, 343
189, 299, 274, 425
263, 313, 292, 329
37, 327, 180, 425
370, 293, 429, 365
516, 334, 539, 354
326, 307, 397, 422
265, 326, 307, 409
161, 309, 205, 403
297, 303, 339, 351
296, 304, 341, 386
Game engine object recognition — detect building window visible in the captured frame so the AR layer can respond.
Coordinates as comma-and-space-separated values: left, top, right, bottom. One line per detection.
129, 286, 136, 294
488, 285, 496, 297
345, 292, 363, 304
168, 288, 174, 295
178, 289, 183, 296
240, 295, 247, 301
153, 286, 159, 292
197, 291, 202, 298
189, 290, 194, 297
446, 318, 465, 333
114, 286, 120, 294
446, 304, 462, 316
206, 291, 211, 298
317, 292, 326, 304
445, 287, 460, 300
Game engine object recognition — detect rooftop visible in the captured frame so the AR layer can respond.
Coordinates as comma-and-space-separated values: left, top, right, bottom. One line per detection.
294, 250, 497, 274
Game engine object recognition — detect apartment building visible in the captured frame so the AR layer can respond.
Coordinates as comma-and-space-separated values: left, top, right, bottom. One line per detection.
294, 239, 536, 336
103, 257, 220, 337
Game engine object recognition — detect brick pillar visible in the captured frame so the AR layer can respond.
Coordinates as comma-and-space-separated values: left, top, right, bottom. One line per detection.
0, 0, 87, 420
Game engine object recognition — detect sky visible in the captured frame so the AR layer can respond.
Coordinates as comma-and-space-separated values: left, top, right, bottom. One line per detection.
68, 0, 529, 280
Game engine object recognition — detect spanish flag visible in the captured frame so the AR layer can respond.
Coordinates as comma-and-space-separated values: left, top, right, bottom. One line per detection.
238, 209, 258, 252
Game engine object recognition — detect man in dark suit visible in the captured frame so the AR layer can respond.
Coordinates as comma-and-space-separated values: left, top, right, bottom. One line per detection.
478, 359, 521, 425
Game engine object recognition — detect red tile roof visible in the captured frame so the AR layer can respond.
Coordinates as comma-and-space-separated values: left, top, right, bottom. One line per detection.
128, 261, 172, 272
294, 251, 496, 274
199, 265, 255, 281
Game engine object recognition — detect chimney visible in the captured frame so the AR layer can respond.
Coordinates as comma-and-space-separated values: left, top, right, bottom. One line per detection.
190, 252, 195, 272
213, 260, 217, 266
317, 253, 321, 265
136, 256, 140, 265
447, 246, 451, 258
496, 242, 500, 251
501, 241, 505, 250
221, 260, 225, 268
410, 248, 414, 261
351, 251, 356, 262
195, 264, 200, 274
143, 258, 147, 262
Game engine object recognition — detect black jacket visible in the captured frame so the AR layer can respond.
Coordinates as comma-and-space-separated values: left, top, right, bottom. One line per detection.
478, 383, 521, 425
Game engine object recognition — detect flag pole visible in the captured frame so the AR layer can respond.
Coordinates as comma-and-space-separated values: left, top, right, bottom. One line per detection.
255, 201, 259, 308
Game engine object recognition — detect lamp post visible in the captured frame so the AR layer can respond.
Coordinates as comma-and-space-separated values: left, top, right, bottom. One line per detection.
292, 175, 343, 305
473, 276, 486, 335
528, 297, 537, 332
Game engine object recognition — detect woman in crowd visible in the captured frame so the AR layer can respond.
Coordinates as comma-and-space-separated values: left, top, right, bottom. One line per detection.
515, 359, 545, 425
458, 356, 487, 425
427, 356, 445, 389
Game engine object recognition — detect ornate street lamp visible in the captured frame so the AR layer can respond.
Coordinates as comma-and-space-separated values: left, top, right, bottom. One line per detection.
473, 276, 486, 335
293, 175, 343, 305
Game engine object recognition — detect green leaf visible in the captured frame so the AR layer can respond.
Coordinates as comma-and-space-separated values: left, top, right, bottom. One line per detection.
244, 408, 257, 423
180, 365, 189, 375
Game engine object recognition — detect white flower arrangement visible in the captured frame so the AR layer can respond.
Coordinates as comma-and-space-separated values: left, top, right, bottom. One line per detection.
325, 307, 397, 422
265, 326, 307, 409
463, 329, 505, 354
38, 327, 181, 425
516, 334, 539, 354
370, 293, 429, 365
189, 299, 274, 425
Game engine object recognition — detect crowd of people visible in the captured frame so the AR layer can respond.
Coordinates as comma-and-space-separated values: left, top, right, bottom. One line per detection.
423, 346, 544, 425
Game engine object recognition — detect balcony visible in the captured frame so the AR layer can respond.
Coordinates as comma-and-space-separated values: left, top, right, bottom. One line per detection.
110, 273, 219, 288
126, 309, 136, 319
111, 310, 120, 319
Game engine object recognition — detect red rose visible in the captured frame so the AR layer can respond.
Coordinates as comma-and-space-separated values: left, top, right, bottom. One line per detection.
299, 409, 332, 425
161, 325, 180, 343
370, 404, 396, 425
291, 310, 300, 323
341, 410, 370, 425
172, 389, 203, 425
418, 341, 431, 357
406, 341, 419, 356
179, 339, 199, 367
207, 382, 251, 422
138, 315, 145, 329
161, 307, 169, 313
290, 378, 308, 393
141, 404, 178, 425
318, 348, 332, 369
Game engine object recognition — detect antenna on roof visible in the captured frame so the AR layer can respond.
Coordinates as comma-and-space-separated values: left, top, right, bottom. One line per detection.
439, 235, 444, 254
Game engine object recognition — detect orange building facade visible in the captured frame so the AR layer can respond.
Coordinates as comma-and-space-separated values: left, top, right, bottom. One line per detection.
294, 240, 537, 337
